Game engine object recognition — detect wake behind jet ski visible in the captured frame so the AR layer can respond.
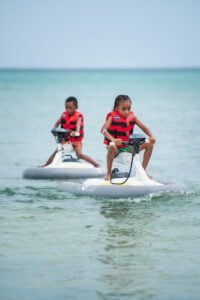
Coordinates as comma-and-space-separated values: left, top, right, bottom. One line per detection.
59, 134, 182, 198
23, 128, 105, 180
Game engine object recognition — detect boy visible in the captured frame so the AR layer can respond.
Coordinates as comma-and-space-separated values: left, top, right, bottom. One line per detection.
42, 97, 99, 167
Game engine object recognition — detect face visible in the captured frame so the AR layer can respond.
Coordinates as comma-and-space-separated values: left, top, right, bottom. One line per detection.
117, 100, 131, 118
65, 101, 77, 115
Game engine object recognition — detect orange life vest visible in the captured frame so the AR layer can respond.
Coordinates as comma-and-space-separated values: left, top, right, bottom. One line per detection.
61, 111, 84, 142
104, 111, 136, 147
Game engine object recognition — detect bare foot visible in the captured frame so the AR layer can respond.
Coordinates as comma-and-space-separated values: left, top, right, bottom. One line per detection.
146, 173, 153, 179
104, 174, 111, 181
94, 163, 100, 168
37, 164, 47, 168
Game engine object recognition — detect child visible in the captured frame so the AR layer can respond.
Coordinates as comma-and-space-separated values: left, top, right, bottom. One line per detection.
101, 95, 156, 180
43, 97, 99, 167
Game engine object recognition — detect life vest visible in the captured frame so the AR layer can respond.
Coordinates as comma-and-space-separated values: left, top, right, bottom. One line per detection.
104, 111, 136, 147
60, 111, 84, 142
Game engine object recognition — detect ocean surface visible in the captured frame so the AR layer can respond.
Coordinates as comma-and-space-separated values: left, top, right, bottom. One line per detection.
0, 69, 200, 300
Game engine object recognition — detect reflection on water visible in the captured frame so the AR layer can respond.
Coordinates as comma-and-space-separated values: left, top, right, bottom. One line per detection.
97, 199, 156, 298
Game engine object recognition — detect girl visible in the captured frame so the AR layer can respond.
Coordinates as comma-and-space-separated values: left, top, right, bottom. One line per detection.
101, 95, 156, 180
43, 97, 99, 167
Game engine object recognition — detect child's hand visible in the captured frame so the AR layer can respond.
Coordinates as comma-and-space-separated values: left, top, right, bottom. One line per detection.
113, 139, 122, 146
70, 131, 80, 137
149, 136, 156, 144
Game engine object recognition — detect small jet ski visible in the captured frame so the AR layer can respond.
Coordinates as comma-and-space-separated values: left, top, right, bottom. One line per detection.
59, 134, 182, 198
23, 128, 105, 180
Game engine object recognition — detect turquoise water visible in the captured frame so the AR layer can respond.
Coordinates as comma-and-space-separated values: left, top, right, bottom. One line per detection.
0, 69, 200, 299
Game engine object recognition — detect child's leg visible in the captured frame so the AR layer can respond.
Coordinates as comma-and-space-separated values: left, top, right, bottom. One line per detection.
41, 139, 70, 167
139, 141, 154, 170
105, 144, 118, 181
73, 142, 100, 167
40, 149, 57, 167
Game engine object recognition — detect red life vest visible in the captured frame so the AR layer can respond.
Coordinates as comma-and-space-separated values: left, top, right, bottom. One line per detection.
104, 111, 136, 147
60, 111, 84, 142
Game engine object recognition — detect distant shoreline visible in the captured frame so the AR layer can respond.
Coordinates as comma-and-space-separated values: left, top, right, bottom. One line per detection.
0, 67, 200, 72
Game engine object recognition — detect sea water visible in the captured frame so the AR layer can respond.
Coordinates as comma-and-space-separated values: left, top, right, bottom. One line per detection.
0, 69, 200, 299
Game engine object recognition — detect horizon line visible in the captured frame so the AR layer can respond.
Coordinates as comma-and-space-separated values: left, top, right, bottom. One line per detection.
0, 66, 200, 71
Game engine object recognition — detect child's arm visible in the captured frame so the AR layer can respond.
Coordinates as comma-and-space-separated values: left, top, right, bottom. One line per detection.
76, 116, 82, 133
54, 116, 62, 128
101, 116, 122, 146
70, 116, 82, 137
135, 117, 156, 144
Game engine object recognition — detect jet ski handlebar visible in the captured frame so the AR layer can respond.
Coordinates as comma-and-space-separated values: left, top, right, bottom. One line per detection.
51, 128, 72, 144
122, 134, 146, 153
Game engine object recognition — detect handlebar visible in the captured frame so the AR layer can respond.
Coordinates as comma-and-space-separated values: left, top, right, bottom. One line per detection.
51, 128, 72, 135
120, 134, 146, 154
128, 134, 146, 153
51, 128, 72, 144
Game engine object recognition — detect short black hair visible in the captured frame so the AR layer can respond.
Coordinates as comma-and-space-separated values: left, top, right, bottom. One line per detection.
65, 96, 78, 108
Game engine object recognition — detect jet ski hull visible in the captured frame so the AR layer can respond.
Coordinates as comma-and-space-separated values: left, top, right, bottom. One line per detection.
23, 167, 105, 180
58, 180, 182, 198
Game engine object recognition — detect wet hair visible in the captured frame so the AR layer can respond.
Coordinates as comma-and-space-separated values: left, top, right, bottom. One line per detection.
113, 95, 132, 110
65, 96, 78, 108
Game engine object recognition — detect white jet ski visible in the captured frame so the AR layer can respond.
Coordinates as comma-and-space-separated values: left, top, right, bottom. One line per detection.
59, 134, 182, 198
23, 128, 105, 180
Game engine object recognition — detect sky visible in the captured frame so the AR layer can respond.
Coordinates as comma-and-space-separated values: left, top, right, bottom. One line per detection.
0, 0, 200, 69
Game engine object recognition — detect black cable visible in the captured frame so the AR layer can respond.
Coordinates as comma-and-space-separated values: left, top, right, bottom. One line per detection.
110, 147, 135, 185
